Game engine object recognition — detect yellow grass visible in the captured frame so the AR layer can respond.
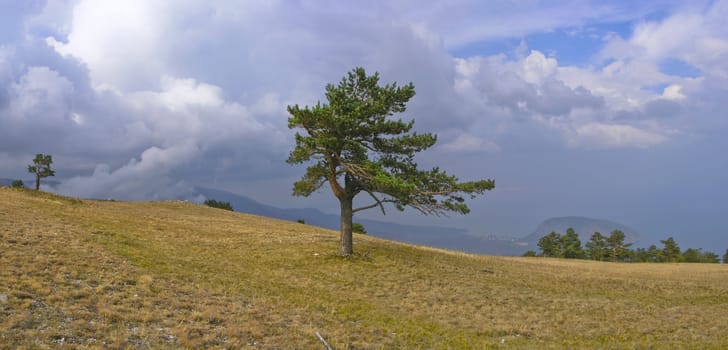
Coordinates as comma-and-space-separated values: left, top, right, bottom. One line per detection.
1, 187, 727, 349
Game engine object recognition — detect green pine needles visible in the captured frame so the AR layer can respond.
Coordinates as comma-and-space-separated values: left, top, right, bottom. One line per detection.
287, 67, 494, 255
27, 153, 55, 191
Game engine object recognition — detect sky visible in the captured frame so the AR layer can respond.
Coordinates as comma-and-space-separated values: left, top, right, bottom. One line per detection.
1, 0, 727, 250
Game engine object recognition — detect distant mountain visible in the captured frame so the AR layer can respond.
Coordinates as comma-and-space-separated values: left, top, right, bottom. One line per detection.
196, 187, 526, 256
518, 216, 641, 250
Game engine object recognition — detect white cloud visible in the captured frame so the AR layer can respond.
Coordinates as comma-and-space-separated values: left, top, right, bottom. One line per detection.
129, 76, 224, 112
661, 84, 686, 100
7, 66, 74, 121
597, 1, 728, 80
630, 14, 704, 59
566, 122, 668, 149
520, 51, 558, 85
55, 143, 204, 201
399, 1, 679, 49
47, 0, 169, 91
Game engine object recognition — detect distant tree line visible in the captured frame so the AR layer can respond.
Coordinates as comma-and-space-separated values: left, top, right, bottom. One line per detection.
524, 229, 726, 263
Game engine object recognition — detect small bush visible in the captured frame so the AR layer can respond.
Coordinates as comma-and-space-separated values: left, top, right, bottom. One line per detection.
522, 250, 538, 257
11, 180, 25, 188
352, 222, 367, 234
296, 219, 305, 224
204, 199, 233, 211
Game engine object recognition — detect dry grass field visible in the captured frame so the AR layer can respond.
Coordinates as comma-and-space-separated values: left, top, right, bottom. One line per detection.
1, 187, 727, 349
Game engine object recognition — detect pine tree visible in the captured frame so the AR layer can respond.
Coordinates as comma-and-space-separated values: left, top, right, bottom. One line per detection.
606, 230, 632, 262
560, 228, 584, 259
27, 154, 55, 191
585, 232, 609, 261
538, 231, 562, 258
660, 237, 682, 262
287, 67, 494, 255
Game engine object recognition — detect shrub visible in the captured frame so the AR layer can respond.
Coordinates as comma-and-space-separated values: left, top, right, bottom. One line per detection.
296, 219, 305, 224
11, 180, 25, 188
204, 199, 233, 211
352, 222, 367, 234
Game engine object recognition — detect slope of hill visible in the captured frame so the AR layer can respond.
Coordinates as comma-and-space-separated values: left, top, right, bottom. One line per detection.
519, 216, 641, 250
196, 187, 526, 256
2, 187, 727, 349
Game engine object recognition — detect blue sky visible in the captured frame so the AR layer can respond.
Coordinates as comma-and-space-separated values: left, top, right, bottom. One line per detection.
1, 0, 727, 251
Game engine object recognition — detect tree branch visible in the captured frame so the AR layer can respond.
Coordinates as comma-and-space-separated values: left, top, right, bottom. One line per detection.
352, 202, 381, 214
353, 191, 397, 215
324, 155, 345, 199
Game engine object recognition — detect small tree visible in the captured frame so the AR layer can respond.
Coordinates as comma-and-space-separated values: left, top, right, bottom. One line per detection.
204, 199, 233, 211
660, 237, 682, 262
585, 232, 609, 261
537, 231, 562, 258
27, 154, 55, 190
683, 248, 719, 263
723, 249, 728, 264
700, 251, 720, 263
287, 67, 494, 256
11, 180, 25, 188
634, 245, 660, 262
682, 248, 702, 263
633, 247, 647, 262
606, 230, 632, 262
560, 228, 584, 259
647, 244, 661, 262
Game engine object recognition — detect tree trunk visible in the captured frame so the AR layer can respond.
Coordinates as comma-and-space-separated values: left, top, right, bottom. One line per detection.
339, 196, 354, 256
35, 174, 40, 191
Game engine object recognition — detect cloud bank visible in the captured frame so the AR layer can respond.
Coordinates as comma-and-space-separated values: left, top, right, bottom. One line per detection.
0, 1, 726, 221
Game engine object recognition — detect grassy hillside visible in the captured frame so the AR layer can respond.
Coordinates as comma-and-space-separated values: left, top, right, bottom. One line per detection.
1, 187, 727, 349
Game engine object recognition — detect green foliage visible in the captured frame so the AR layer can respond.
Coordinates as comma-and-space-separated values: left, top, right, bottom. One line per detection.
660, 237, 682, 262
606, 230, 633, 262
11, 180, 25, 188
296, 219, 305, 224
536, 228, 583, 259
204, 199, 233, 211
682, 248, 701, 263
287, 67, 494, 255
724, 249, 728, 264
352, 222, 367, 234
634, 245, 660, 262
560, 228, 584, 259
537, 231, 562, 258
701, 251, 720, 263
522, 250, 537, 257
27, 153, 55, 191
534, 231, 717, 265
585, 232, 609, 261
683, 248, 720, 263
